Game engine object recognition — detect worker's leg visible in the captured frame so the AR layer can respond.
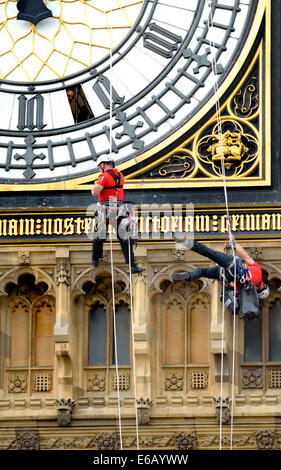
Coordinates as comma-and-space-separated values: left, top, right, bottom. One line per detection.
172, 266, 220, 282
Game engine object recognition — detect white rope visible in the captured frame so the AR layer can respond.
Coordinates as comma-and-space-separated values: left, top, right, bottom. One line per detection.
110, 229, 123, 449
108, 35, 139, 450
108, 42, 123, 450
219, 280, 225, 450
207, 1, 237, 450
128, 239, 140, 450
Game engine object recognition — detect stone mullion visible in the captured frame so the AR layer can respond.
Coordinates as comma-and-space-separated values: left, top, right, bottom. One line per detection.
132, 262, 151, 400
54, 247, 72, 400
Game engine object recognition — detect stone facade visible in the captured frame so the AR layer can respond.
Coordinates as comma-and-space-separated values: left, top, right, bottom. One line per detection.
0, 242, 281, 450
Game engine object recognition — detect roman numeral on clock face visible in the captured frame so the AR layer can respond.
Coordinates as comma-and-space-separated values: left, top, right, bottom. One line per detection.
93, 75, 125, 110
17, 94, 46, 131
143, 23, 182, 59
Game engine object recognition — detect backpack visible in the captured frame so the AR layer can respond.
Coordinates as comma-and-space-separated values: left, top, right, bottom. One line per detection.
221, 280, 260, 320
238, 280, 260, 320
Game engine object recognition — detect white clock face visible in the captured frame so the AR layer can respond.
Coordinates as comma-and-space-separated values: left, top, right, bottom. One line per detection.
0, 0, 259, 186
0, 0, 144, 82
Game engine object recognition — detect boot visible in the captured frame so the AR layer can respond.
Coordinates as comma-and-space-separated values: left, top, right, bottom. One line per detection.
172, 272, 191, 281
131, 265, 143, 274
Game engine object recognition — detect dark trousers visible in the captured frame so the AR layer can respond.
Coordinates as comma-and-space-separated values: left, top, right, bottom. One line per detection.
188, 240, 238, 282
92, 217, 136, 266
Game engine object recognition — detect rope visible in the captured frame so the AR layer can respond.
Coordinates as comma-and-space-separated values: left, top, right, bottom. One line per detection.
128, 239, 140, 450
110, 229, 123, 449
108, 41, 123, 449
107, 35, 139, 450
207, 1, 237, 450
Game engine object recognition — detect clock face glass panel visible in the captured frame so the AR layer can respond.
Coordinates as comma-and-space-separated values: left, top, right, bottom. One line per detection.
0, 0, 144, 82
0, 0, 259, 185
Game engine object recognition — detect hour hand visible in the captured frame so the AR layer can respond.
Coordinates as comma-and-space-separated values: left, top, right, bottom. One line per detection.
17, 0, 53, 26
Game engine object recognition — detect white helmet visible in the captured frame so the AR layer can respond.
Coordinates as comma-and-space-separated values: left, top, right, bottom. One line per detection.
96, 155, 114, 167
257, 284, 270, 299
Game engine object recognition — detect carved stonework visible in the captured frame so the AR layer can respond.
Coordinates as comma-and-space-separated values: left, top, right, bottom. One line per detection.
96, 432, 119, 450
250, 247, 264, 260
165, 371, 183, 391
174, 248, 185, 261
213, 397, 231, 425
173, 280, 202, 300
175, 432, 197, 450
190, 369, 208, 389
137, 398, 153, 425
33, 373, 52, 392
8, 373, 27, 393
112, 372, 130, 391
85, 277, 127, 302
87, 372, 105, 392
17, 250, 30, 265
268, 369, 281, 388
255, 430, 276, 450
55, 398, 75, 427
13, 432, 40, 450
241, 367, 263, 388
55, 262, 70, 286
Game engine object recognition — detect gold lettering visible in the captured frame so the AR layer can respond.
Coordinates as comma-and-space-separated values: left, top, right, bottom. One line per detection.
245, 214, 256, 231
272, 213, 281, 231
161, 216, 170, 233
42, 218, 53, 235
63, 218, 74, 235
185, 215, 194, 233
195, 215, 210, 232
171, 215, 183, 233
75, 217, 84, 235
84, 217, 94, 234
261, 213, 271, 231
24, 218, 35, 236
53, 218, 63, 235
0, 219, 7, 236
231, 215, 240, 232
220, 215, 227, 233
8, 219, 18, 236
152, 216, 160, 234
18, 219, 25, 236
239, 214, 245, 231
145, 216, 151, 234
36, 218, 41, 235
212, 215, 218, 232
255, 214, 261, 231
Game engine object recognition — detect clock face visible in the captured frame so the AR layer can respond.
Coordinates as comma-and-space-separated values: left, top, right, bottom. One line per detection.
0, 0, 259, 187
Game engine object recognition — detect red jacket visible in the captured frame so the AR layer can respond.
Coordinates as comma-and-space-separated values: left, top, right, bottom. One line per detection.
97, 168, 124, 202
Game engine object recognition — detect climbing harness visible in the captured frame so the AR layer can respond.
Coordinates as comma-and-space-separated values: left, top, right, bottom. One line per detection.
104, 170, 123, 190
94, 199, 138, 245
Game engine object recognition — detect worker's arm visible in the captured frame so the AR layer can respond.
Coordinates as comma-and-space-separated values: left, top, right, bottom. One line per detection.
229, 235, 255, 265
91, 183, 103, 197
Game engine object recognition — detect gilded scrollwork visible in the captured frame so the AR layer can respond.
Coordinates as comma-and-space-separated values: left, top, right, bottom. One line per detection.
144, 150, 196, 179
229, 61, 259, 119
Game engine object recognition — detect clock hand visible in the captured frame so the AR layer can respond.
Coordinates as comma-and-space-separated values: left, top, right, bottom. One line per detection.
17, 0, 53, 26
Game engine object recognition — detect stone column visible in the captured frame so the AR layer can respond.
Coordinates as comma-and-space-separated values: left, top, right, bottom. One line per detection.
210, 280, 229, 398
132, 254, 151, 399
54, 248, 72, 399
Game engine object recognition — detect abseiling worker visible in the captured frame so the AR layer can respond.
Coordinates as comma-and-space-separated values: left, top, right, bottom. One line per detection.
172, 236, 270, 319
91, 155, 143, 275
